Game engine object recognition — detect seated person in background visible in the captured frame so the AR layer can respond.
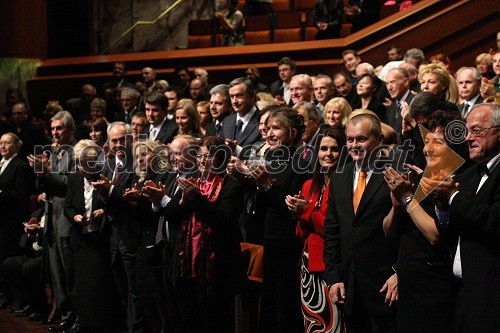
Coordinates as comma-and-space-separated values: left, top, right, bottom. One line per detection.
196, 101, 212, 136
246, 66, 270, 93
313, 0, 344, 40
216, 0, 244, 46
1, 208, 47, 319
350, 73, 386, 119
475, 53, 495, 80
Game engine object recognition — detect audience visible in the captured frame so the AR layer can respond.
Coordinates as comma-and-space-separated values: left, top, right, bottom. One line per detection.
2, 23, 500, 333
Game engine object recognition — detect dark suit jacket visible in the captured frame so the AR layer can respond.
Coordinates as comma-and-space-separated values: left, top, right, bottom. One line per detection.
384, 92, 414, 138
0, 156, 34, 259
350, 95, 386, 120
324, 161, 399, 317
221, 110, 262, 150
205, 122, 216, 137
270, 80, 283, 97
37, 144, 76, 239
63, 172, 122, 328
10, 121, 46, 159
144, 119, 178, 144
448, 161, 500, 332
458, 94, 483, 117
102, 157, 138, 252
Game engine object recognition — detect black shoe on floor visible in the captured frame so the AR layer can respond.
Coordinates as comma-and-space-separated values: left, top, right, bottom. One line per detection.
14, 305, 31, 316
48, 320, 73, 332
63, 323, 80, 333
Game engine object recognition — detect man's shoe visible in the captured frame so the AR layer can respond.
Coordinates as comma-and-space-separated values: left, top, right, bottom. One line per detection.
14, 305, 31, 316
48, 320, 73, 332
63, 323, 80, 333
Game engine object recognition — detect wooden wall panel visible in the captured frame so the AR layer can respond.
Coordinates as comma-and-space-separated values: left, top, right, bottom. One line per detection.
0, 0, 47, 58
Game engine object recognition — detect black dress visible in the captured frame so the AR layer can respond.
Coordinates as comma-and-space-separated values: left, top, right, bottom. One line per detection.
396, 192, 454, 333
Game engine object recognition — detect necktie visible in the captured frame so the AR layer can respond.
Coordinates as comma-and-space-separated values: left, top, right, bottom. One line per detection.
353, 169, 367, 214
0, 160, 5, 175
235, 120, 244, 142
302, 144, 312, 161
150, 128, 157, 140
461, 102, 471, 118
111, 163, 123, 185
215, 123, 222, 137
395, 100, 401, 120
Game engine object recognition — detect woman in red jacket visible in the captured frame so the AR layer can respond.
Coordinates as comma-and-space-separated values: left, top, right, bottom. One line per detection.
286, 127, 346, 333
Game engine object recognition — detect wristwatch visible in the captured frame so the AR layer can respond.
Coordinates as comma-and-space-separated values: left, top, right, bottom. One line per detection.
401, 195, 414, 209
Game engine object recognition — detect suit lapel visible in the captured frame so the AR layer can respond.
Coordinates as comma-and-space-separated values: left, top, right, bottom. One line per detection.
474, 163, 500, 202
238, 111, 259, 144
355, 171, 385, 217
335, 163, 356, 220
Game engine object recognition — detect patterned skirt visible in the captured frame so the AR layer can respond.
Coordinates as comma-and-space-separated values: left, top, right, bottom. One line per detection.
300, 250, 343, 333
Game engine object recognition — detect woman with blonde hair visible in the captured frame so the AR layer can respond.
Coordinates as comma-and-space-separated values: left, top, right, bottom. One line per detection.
196, 101, 212, 136
323, 97, 352, 129
419, 63, 459, 108
123, 139, 171, 331
175, 101, 201, 137
475, 53, 495, 79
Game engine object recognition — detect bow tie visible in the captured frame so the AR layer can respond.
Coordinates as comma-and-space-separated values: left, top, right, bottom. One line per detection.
477, 164, 490, 176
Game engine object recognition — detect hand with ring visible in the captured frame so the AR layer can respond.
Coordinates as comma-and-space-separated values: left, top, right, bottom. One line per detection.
383, 167, 413, 204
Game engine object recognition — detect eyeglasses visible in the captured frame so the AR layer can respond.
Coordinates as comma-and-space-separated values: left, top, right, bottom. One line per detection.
196, 154, 213, 160
466, 125, 500, 137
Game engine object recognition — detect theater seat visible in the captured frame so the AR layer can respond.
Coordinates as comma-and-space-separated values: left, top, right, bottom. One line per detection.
187, 18, 216, 48
294, 0, 316, 11
272, 0, 293, 12
244, 14, 273, 45
273, 12, 303, 43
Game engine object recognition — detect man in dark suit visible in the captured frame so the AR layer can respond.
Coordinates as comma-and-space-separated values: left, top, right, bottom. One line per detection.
141, 135, 199, 331
65, 84, 96, 126
92, 121, 145, 333
222, 78, 262, 157
205, 84, 233, 138
399, 62, 421, 94
102, 62, 134, 98
270, 57, 296, 106
144, 93, 177, 144
27, 111, 78, 332
385, 68, 414, 139
333, 72, 355, 104
0, 132, 34, 309
115, 87, 140, 123
433, 103, 500, 333
456, 67, 484, 118
9, 102, 46, 159
324, 113, 399, 333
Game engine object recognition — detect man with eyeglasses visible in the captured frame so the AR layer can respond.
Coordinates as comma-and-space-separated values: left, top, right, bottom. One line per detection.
432, 103, 500, 333
118, 88, 140, 123
270, 57, 297, 106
